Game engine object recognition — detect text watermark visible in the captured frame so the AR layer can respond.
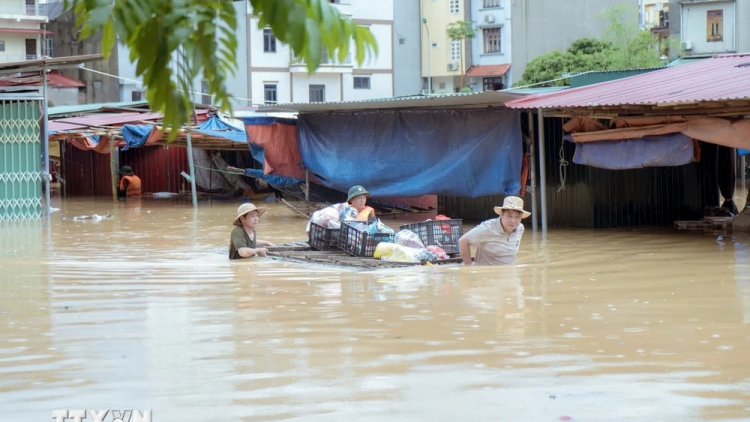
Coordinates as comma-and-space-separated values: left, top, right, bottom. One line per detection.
51, 410, 151, 422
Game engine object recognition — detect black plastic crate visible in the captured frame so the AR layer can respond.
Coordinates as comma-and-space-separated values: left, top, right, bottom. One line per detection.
309, 222, 340, 251
399, 219, 463, 254
338, 220, 395, 257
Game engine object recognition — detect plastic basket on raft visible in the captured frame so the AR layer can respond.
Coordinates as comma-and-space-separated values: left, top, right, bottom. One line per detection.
308, 222, 340, 251
399, 218, 463, 254
338, 220, 396, 257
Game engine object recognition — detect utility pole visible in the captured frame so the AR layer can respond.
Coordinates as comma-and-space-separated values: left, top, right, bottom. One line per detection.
421, 17, 431, 95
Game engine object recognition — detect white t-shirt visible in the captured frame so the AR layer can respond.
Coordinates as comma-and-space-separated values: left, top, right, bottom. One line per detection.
465, 218, 525, 266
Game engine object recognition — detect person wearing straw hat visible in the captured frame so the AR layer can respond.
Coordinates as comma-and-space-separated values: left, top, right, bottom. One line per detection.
458, 196, 531, 266
117, 165, 142, 199
229, 203, 275, 260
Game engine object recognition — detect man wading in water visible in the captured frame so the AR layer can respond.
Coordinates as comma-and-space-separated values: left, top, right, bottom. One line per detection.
229, 203, 275, 260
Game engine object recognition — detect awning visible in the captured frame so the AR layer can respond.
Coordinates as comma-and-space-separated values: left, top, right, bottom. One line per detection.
0, 28, 53, 35
466, 64, 510, 77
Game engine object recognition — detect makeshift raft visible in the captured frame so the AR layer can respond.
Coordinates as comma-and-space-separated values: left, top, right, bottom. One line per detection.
674, 216, 733, 230
267, 242, 462, 269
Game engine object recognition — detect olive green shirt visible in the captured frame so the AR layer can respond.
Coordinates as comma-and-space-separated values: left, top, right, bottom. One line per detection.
229, 226, 257, 260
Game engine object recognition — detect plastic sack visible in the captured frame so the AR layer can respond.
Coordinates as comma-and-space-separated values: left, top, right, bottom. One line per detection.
310, 207, 340, 227
426, 245, 449, 260
339, 206, 358, 221
395, 229, 425, 249
367, 219, 395, 234
374, 242, 425, 263
327, 220, 341, 229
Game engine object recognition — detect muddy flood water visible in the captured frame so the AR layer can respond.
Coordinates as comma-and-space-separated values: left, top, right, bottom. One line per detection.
1, 197, 750, 422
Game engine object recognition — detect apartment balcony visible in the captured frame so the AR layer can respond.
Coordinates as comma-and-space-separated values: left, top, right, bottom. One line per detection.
0, 5, 49, 22
0, 54, 43, 63
289, 51, 353, 73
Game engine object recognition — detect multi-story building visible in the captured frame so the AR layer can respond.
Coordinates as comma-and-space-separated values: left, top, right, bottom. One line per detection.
420, 0, 471, 94
465, 0, 511, 92
668, 0, 749, 58
247, 0, 415, 105
0, 0, 49, 63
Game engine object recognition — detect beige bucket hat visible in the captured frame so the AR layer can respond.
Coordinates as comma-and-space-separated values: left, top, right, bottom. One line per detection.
494, 196, 531, 219
233, 203, 266, 226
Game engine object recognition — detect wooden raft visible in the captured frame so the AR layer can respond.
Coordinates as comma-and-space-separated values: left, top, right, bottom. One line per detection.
674, 216, 733, 230
267, 242, 463, 269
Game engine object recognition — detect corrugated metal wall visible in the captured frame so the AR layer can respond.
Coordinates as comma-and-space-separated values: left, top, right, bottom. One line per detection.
120, 146, 189, 195
537, 116, 718, 228
438, 114, 719, 228
61, 141, 113, 197
61, 143, 190, 197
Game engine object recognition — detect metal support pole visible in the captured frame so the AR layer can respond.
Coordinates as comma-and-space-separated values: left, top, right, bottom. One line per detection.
305, 169, 310, 202
528, 112, 538, 233
537, 108, 548, 235
422, 17, 431, 95
741, 155, 746, 209
41, 64, 51, 217
109, 134, 117, 203
186, 131, 198, 207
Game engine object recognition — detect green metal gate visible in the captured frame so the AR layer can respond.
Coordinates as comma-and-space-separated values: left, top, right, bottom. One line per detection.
0, 100, 42, 220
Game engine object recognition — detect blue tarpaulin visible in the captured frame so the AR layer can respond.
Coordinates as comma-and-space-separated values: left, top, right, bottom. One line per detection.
120, 124, 154, 150
297, 109, 523, 197
570, 133, 695, 170
194, 117, 247, 143
739, 149, 750, 156
241, 168, 302, 187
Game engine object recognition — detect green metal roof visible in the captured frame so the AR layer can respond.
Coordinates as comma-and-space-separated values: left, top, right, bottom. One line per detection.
569, 67, 666, 88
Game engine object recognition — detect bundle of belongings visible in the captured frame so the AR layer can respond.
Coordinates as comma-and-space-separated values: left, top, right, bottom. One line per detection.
374, 228, 449, 263
306, 203, 360, 233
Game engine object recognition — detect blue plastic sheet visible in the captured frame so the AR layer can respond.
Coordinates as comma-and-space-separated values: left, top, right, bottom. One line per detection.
120, 124, 154, 151
241, 168, 302, 187
240, 116, 298, 126
572, 133, 695, 170
297, 109, 523, 197
194, 117, 247, 143
739, 149, 750, 156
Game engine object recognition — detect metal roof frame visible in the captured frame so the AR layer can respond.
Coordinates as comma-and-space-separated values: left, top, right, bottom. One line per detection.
257, 90, 526, 114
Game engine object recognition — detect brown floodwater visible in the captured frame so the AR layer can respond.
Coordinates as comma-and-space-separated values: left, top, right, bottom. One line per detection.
1, 197, 750, 422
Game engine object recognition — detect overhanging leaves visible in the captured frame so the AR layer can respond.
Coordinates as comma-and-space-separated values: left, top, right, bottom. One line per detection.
63, 0, 378, 141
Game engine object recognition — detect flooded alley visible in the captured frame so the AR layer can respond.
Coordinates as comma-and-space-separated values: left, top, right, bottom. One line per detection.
1, 198, 750, 421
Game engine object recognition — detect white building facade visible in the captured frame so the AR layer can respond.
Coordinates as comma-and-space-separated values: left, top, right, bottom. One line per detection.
0, 0, 49, 63
248, 0, 396, 106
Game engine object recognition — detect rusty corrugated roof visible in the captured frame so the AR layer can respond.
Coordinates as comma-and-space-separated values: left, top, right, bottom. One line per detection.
506, 53, 750, 109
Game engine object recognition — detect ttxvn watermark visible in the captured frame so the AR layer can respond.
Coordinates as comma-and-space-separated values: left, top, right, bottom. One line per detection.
51, 410, 151, 422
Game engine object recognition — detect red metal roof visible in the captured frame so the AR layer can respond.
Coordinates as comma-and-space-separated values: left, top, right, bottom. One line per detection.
47, 72, 86, 88
0, 71, 85, 88
506, 53, 750, 109
466, 64, 510, 77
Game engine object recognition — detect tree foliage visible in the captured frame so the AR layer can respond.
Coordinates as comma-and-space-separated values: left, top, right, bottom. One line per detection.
64, 0, 378, 139
515, 4, 663, 87
446, 20, 475, 89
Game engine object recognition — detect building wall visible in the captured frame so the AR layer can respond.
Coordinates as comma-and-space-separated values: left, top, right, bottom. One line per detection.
470, 0, 511, 66
392, 0, 422, 96
48, 9, 120, 104
509, 0, 639, 85
247, 0, 395, 104
48, 87, 79, 107
0, 0, 48, 62
291, 73, 342, 103
676, 0, 743, 56
420, 0, 471, 91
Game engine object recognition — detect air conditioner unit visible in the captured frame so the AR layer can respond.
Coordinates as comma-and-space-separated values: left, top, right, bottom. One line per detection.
484, 14, 495, 23
447, 62, 459, 71
682, 40, 693, 50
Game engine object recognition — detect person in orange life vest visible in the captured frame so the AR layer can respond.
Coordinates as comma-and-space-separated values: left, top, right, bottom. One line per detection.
117, 165, 142, 199
347, 185, 376, 222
